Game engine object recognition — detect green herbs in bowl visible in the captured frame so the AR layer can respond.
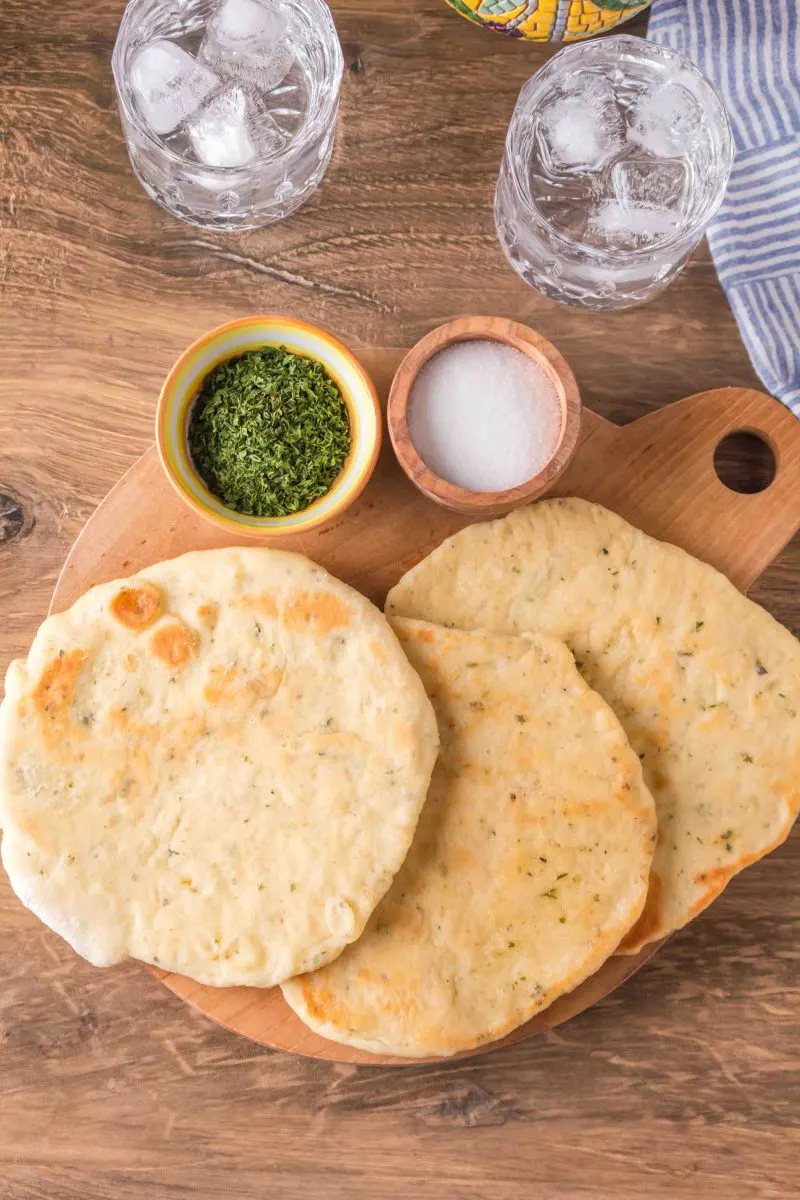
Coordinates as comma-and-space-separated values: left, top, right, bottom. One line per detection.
188, 347, 352, 519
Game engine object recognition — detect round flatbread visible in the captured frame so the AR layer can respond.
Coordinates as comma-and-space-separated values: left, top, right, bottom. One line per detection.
0, 549, 439, 987
386, 498, 800, 953
282, 618, 656, 1058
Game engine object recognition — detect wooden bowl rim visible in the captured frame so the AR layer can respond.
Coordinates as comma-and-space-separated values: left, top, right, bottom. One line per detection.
387, 316, 582, 513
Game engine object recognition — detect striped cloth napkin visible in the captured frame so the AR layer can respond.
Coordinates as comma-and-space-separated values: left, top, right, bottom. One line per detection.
648, 0, 800, 414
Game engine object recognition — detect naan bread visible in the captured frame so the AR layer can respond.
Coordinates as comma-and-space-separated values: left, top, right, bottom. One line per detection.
0, 549, 439, 987
282, 618, 656, 1058
386, 498, 800, 953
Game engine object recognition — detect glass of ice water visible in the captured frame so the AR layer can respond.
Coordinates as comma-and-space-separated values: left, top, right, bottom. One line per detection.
495, 36, 735, 310
112, 0, 344, 230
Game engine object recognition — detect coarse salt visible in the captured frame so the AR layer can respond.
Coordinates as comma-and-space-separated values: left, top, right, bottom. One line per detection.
407, 340, 561, 493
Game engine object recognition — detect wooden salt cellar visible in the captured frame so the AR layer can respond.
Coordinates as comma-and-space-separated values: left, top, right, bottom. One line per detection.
387, 316, 583, 516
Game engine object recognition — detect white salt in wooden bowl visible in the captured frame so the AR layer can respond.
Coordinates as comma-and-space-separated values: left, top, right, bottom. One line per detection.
387, 316, 582, 516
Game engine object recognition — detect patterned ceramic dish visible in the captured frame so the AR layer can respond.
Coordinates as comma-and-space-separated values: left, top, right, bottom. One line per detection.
446, 0, 650, 42
156, 316, 382, 538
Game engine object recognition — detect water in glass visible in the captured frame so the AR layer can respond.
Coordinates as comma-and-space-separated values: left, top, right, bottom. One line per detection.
495, 37, 735, 310
113, 0, 344, 230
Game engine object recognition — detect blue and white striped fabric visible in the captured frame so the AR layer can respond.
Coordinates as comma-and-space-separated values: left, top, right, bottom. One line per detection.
648, 0, 800, 414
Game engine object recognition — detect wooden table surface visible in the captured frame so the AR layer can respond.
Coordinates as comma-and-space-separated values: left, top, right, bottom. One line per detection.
2, 3, 798, 1197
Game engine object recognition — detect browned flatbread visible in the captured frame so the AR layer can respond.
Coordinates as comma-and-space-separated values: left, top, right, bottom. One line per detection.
386, 498, 800, 952
283, 618, 656, 1057
0, 549, 439, 987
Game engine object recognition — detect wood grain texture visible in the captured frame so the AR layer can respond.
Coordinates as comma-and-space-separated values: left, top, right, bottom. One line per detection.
2, 0, 799, 1196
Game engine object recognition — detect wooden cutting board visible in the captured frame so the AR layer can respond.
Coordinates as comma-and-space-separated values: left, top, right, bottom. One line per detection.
50, 348, 800, 1065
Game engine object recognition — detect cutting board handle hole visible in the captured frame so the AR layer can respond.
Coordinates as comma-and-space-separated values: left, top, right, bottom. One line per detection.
714, 431, 777, 495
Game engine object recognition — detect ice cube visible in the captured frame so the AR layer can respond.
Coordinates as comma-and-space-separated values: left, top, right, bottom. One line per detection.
199, 0, 294, 91
588, 200, 681, 249
187, 84, 284, 167
256, 64, 309, 140
130, 39, 219, 136
613, 158, 687, 212
627, 80, 702, 159
536, 79, 627, 174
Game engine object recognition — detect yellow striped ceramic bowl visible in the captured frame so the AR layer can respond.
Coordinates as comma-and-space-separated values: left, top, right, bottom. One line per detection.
156, 316, 382, 538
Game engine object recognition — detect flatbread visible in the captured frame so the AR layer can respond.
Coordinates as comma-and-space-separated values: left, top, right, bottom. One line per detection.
282, 618, 656, 1058
386, 498, 800, 953
0, 549, 439, 987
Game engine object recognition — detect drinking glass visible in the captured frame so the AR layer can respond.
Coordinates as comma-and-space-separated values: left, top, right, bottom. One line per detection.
112, 0, 344, 230
495, 36, 735, 310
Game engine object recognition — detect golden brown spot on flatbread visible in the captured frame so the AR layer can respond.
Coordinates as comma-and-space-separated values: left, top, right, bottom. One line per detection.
561, 800, 610, 820
413, 628, 435, 645
689, 865, 735, 915
300, 974, 417, 1031
689, 833, 791, 920
203, 664, 283, 707
197, 602, 219, 630
370, 640, 390, 665
284, 590, 352, 636
618, 871, 662, 952
241, 592, 279, 618
110, 583, 163, 631
13, 815, 58, 854
203, 665, 238, 705
108, 705, 130, 733
258, 593, 279, 618
177, 712, 207, 746
298, 980, 343, 1025
150, 622, 197, 669
124, 653, 138, 673
32, 650, 89, 719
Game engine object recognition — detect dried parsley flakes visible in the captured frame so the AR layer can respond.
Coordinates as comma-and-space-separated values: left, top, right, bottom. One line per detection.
188, 347, 351, 518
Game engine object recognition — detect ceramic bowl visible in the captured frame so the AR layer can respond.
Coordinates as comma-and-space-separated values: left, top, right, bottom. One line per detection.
156, 315, 381, 538
387, 316, 581, 516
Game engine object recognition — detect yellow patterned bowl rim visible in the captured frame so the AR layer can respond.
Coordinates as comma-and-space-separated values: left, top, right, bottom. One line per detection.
156, 315, 382, 538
